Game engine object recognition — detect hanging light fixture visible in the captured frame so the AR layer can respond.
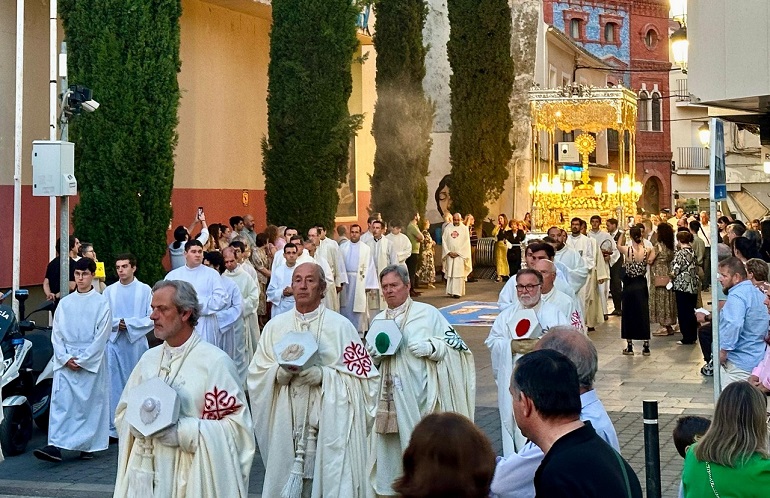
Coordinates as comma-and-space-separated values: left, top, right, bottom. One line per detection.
670, 24, 688, 73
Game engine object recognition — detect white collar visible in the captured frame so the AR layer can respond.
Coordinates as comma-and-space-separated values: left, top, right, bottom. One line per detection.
386, 298, 411, 319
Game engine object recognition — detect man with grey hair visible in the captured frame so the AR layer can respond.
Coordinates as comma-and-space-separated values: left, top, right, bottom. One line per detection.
366, 265, 475, 496
114, 280, 254, 496
249, 262, 379, 497
486, 269, 570, 455
489, 328, 619, 498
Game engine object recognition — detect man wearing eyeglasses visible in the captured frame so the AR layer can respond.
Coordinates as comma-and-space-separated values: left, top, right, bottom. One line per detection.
486, 268, 570, 456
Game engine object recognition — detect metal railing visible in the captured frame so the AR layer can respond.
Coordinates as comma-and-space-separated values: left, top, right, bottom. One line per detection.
676, 79, 690, 102
677, 146, 709, 170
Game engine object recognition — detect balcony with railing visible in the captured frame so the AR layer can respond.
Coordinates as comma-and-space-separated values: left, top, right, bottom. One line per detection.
676, 78, 690, 104
676, 146, 709, 173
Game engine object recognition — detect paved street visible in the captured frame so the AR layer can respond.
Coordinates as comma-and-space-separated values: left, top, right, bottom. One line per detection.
0, 279, 714, 497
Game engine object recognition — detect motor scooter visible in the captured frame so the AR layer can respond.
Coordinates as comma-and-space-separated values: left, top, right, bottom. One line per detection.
0, 289, 55, 456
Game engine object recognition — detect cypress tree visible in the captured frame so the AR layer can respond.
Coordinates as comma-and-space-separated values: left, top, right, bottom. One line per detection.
60, 0, 181, 283
263, 0, 363, 233
447, 0, 514, 221
370, 0, 434, 223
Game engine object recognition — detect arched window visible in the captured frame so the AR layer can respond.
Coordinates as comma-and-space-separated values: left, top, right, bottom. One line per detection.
638, 91, 649, 131
651, 92, 662, 131
570, 19, 581, 39
645, 29, 657, 49
604, 23, 616, 43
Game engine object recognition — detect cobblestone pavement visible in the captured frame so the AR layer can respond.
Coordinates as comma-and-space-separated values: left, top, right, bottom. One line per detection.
0, 279, 714, 497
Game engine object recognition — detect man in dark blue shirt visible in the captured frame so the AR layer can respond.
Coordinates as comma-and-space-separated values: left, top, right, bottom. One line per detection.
511, 349, 642, 497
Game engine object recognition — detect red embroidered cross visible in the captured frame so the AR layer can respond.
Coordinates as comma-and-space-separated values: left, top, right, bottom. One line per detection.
202, 387, 243, 420
571, 310, 582, 328
342, 342, 372, 377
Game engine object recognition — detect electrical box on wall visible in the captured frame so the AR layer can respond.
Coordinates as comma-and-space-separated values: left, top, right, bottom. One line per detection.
32, 140, 77, 197
557, 142, 579, 163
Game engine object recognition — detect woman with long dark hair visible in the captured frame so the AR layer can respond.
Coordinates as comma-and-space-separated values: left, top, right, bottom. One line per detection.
650, 223, 678, 337
617, 226, 654, 355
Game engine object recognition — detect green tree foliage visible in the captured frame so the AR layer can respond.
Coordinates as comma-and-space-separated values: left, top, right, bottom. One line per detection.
263, 0, 362, 233
60, 0, 181, 283
447, 0, 514, 222
370, 0, 434, 224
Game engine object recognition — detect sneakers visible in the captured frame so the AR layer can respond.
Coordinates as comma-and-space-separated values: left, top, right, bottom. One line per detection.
700, 361, 714, 377
642, 344, 651, 356
33, 445, 62, 463
80, 452, 94, 460
652, 328, 675, 337
622, 345, 634, 355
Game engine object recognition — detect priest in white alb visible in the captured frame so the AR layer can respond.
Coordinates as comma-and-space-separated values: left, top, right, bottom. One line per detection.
303, 238, 337, 311
267, 242, 301, 318
339, 224, 380, 333
165, 239, 227, 345
34, 257, 112, 462
531, 259, 585, 333
442, 213, 472, 298
249, 262, 379, 498
114, 280, 254, 497
485, 268, 569, 456
385, 221, 412, 271
222, 247, 260, 374
546, 227, 589, 296
102, 254, 152, 440
366, 219, 398, 314
203, 251, 246, 382
366, 265, 476, 496
311, 226, 347, 311
588, 215, 616, 319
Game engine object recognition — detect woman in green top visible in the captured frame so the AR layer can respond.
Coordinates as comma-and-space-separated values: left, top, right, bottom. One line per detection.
682, 381, 770, 497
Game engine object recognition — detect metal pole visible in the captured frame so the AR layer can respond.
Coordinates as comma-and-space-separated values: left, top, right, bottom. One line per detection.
643, 400, 661, 498
49, 0, 58, 266
709, 118, 722, 400
12, 0, 25, 317
59, 43, 70, 300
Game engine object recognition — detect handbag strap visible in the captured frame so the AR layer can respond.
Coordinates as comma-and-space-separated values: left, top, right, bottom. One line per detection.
612, 448, 632, 498
706, 462, 721, 497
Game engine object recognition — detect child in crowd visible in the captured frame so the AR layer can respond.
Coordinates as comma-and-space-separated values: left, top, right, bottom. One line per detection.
673, 415, 711, 498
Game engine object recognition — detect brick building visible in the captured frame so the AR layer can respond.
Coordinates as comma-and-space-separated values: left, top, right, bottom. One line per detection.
544, 0, 672, 213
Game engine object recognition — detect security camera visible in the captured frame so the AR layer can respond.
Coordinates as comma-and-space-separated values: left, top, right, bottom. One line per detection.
82, 100, 100, 113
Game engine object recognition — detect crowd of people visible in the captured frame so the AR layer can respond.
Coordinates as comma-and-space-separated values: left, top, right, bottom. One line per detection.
25, 203, 770, 496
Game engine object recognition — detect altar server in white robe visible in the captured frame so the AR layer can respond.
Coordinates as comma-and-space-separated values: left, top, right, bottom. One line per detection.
303, 238, 337, 310
34, 257, 112, 462
311, 226, 348, 311
165, 239, 227, 345
222, 247, 260, 373
546, 227, 589, 296
498, 241, 581, 319
366, 220, 398, 313
442, 213, 473, 298
267, 242, 301, 318
485, 268, 569, 456
565, 218, 601, 326
114, 280, 254, 497
249, 263, 379, 498
588, 216, 617, 317
103, 254, 152, 439
385, 221, 412, 271
203, 251, 246, 382
340, 224, 380, 333
366, 265, 476, 496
